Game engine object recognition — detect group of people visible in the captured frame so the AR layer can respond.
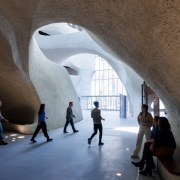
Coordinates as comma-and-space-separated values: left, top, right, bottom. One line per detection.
0, 100, 177, 177
0, 99, 105, 146
30, 101, 105, 146
131, 104, 176, 176
31, 101, 79, 143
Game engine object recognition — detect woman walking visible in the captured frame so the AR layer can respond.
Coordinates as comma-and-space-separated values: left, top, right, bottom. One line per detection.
31, 104, 53, 143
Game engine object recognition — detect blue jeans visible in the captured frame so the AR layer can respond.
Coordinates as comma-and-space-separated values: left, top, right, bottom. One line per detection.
0, 122, 4, 141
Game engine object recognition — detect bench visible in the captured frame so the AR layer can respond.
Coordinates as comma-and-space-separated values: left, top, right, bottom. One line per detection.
157, 149, 180, 180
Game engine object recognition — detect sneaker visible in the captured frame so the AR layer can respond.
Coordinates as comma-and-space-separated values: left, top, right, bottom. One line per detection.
74, 130, 79, 133
98, 142, 104, 146
131, 154, 139, 158
30, 138, 36, 143
0, 141, 8, 145
88, 138, 91, 145
47, 138, 53, 142
63, 131, 68, 134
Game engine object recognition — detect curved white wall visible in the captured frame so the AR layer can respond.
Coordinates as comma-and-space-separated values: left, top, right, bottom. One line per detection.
28, 35, 83, 132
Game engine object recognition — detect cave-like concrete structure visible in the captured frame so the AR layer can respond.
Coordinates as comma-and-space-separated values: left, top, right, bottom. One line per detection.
0, 1, 180, 178
0, 0, 180, 135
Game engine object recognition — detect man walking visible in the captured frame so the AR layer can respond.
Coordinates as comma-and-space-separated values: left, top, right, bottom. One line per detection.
63, 102, 79, 133
88, 101, 105, 146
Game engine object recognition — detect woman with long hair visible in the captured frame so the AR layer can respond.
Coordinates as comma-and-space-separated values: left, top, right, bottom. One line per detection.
31, 104, 53, 143
131, 104, 153, 158
131, 117, 176, 176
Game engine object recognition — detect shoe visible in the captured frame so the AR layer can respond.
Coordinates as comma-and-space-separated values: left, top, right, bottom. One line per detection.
30, 138, 36, 143
131, 161, 144, 171
139, 167, 152, 176
88, 138, 91, 145
74, 130, 79, 133
98, 142, 104, 146
47, 138, 53, 142
63, 131, 68, 134
131, 154, 139, 158
0, 141, 8, 145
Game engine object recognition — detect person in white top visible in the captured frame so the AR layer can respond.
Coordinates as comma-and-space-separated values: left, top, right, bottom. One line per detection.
131, 104, 153, 158
0, 100, 9, 145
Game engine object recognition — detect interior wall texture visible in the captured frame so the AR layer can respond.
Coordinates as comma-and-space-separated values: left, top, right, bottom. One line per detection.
67, 53, 142, 117
0, 1, 180, 147
29, 36, 82, 133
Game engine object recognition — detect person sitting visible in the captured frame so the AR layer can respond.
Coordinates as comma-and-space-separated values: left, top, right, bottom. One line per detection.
131, 117, 176, 176
132, 116, 159, 171
150, 116, 159, 140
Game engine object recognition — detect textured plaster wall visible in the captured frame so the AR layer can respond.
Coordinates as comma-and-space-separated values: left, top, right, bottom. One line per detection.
67, 53, 143, 117
0, 0, 180, 150
29, 36, 82, 132
37, 26, 143, 117
0, 29, 40, 134
67, 54, 96, 97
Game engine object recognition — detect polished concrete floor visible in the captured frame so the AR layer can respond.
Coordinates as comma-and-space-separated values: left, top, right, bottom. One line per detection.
0, 111, 160, 180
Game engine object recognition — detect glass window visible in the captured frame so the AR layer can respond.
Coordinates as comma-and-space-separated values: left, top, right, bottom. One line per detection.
88, 56, 128, 110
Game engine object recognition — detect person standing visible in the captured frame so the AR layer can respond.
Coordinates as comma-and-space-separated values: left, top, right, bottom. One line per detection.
31, 104, 53, 143
88, 101, 105, 146
131, 117, 176, 176
131, 104, 153, 158
131, 116, 159, 171
0, 100, 9, 145
63, 102, 79, 133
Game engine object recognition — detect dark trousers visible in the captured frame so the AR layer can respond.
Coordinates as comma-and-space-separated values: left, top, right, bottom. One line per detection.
63, 118, 76, 132
141, 141, 154, 168
90, 124, 103, 143
32, 122, 49, 139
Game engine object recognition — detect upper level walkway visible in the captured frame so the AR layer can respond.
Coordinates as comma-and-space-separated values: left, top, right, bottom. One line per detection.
0, 111, 160, 180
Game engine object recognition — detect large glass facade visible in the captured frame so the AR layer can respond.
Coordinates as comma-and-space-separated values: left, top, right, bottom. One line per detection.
81, 56, 128, 111
91, 56, 127, 96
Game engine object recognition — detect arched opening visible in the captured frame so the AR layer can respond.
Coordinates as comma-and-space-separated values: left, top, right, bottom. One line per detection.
33, 22, 139, 120
80, 56, 129, 116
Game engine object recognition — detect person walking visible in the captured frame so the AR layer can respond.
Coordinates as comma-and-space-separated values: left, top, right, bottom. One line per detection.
0, 100, 9, 145
63, 102, 79, 133
31, 104, 53, 143
88, 101, 105, 146
131, 104, 153, 158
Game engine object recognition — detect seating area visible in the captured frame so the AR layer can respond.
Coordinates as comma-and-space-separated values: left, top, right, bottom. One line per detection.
157, 148, 180, 180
